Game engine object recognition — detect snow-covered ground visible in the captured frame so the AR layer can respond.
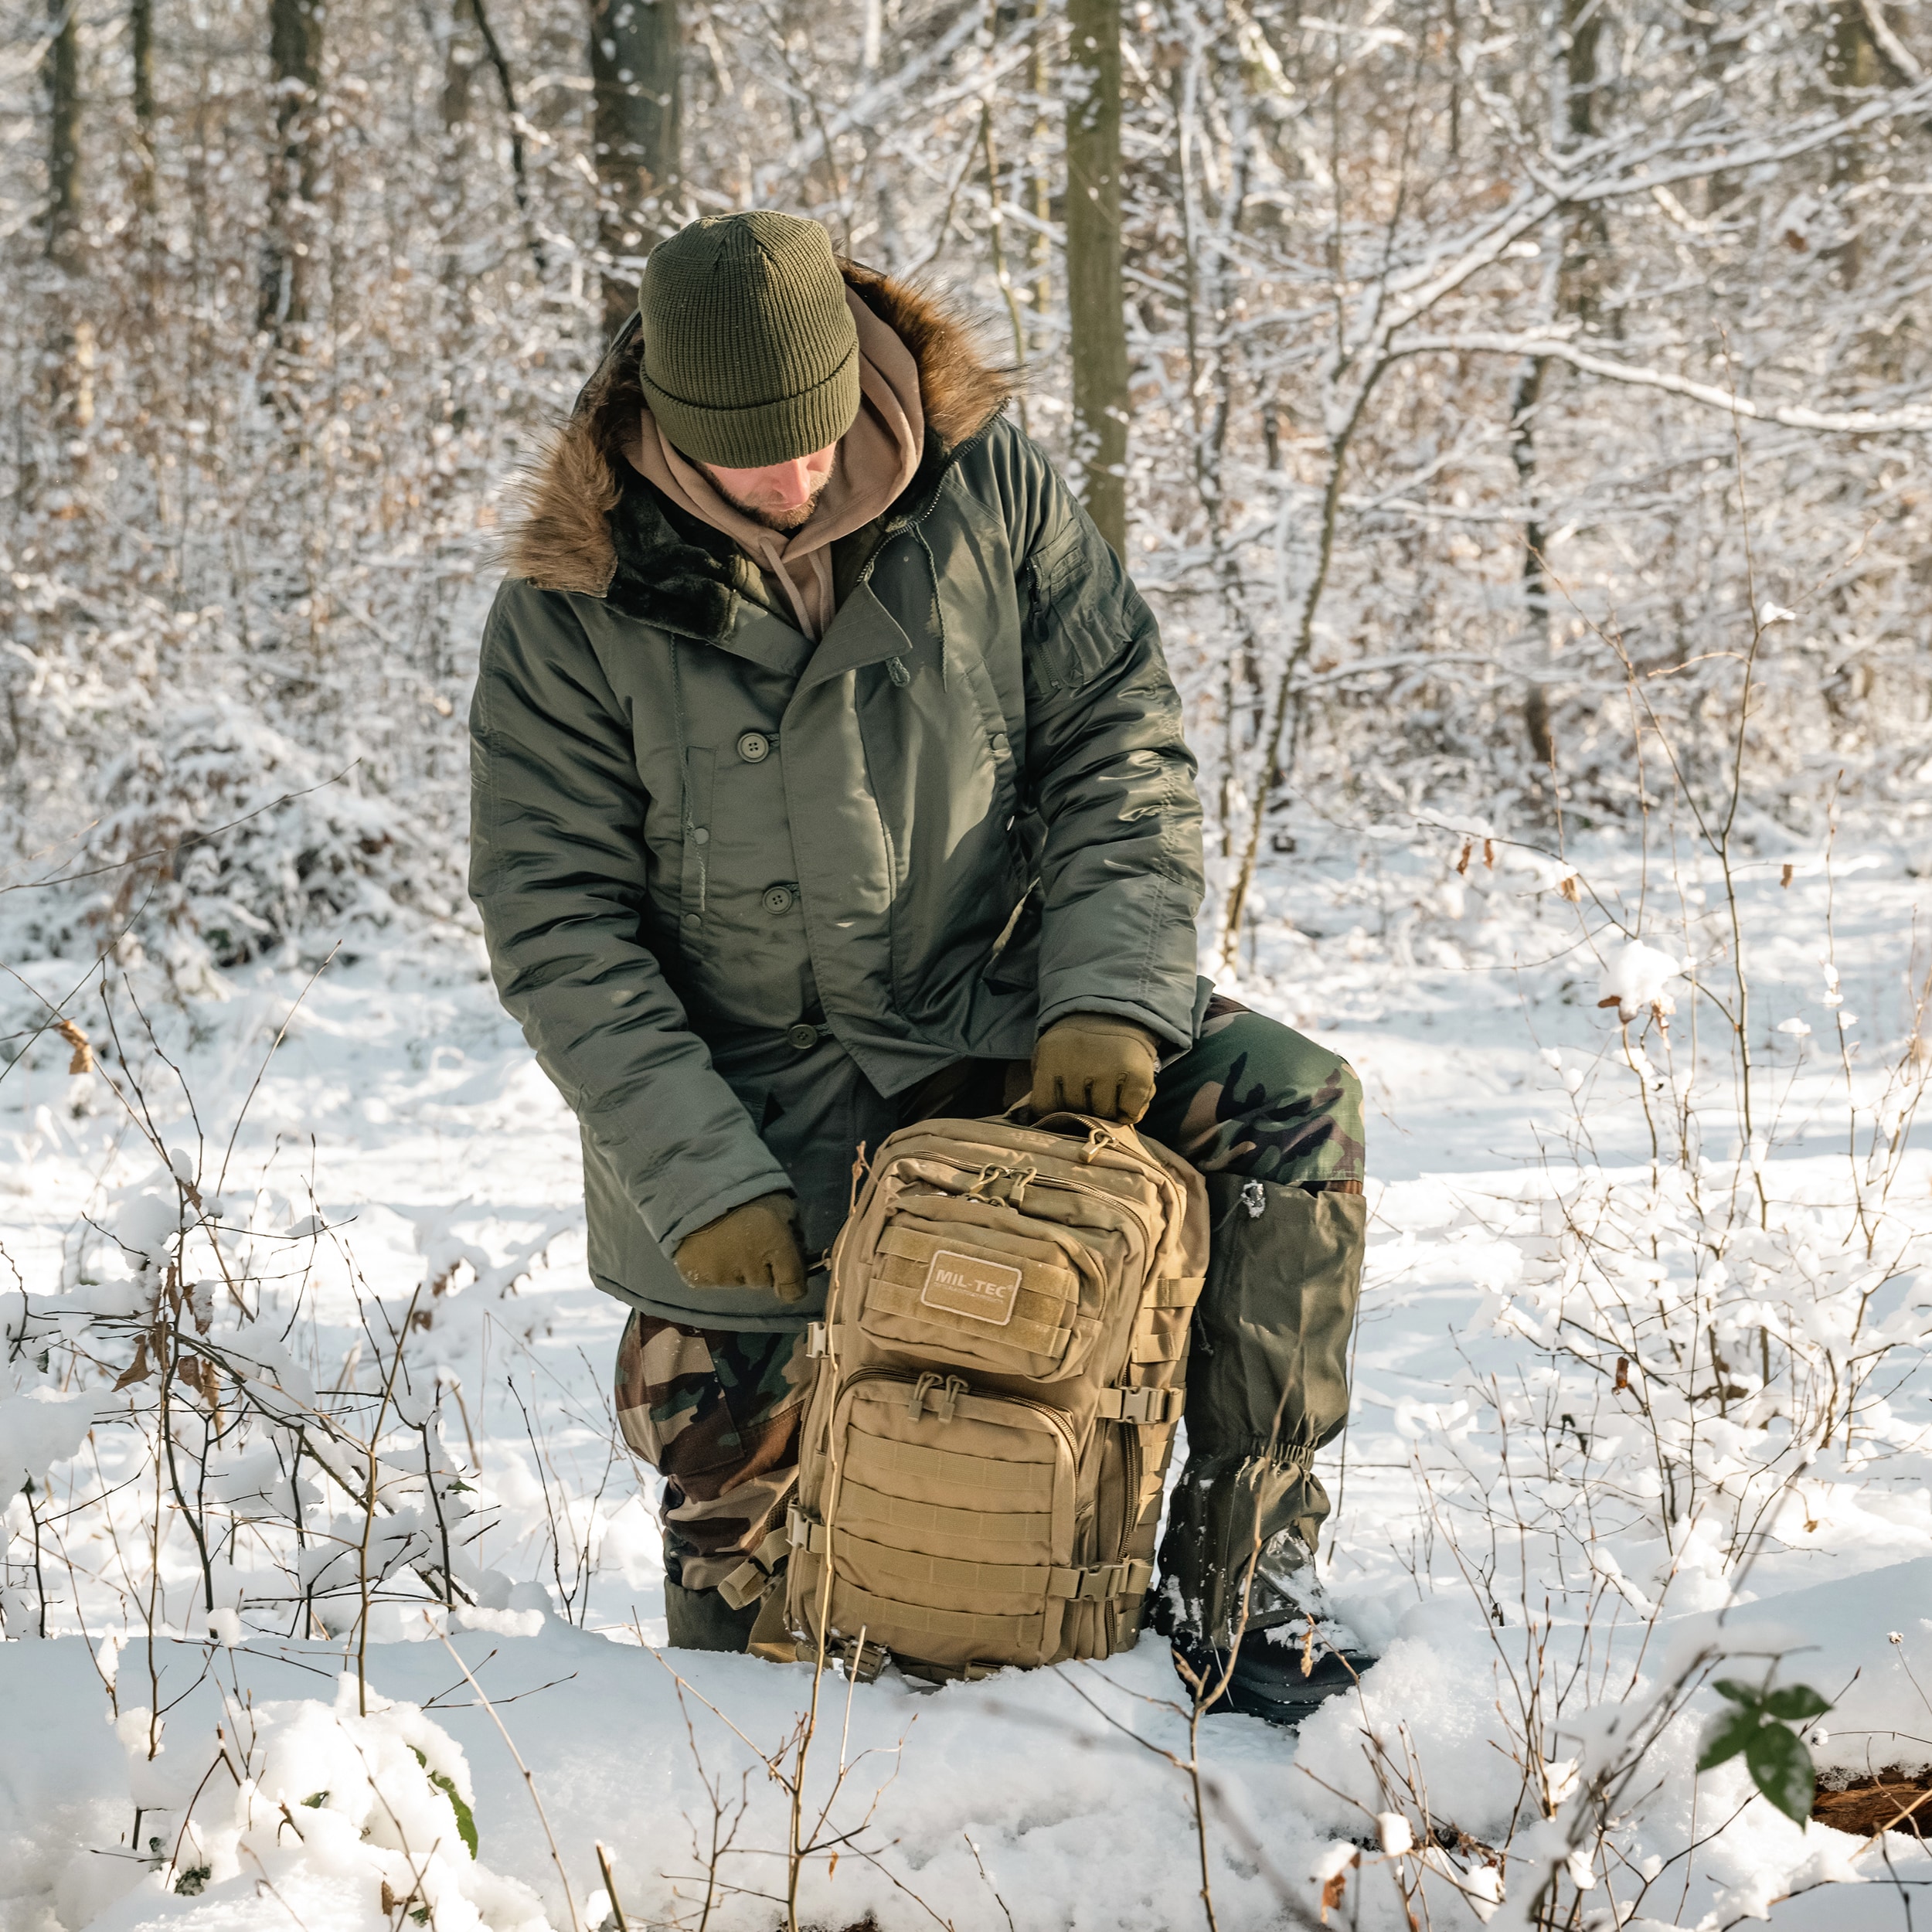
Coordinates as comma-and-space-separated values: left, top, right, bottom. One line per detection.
2, 825, 1928, 1931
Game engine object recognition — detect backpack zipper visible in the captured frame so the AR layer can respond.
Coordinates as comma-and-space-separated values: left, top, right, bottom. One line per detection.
896, 1154, 1164, 1250
831, 1367, 1081, 1461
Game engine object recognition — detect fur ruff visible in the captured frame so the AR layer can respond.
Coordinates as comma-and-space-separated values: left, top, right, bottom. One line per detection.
505, 267, 1013, 626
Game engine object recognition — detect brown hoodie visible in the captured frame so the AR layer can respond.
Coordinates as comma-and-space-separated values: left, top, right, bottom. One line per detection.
624, 289, 925, 640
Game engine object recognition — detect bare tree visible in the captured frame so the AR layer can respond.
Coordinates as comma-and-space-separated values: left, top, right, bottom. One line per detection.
589, 0, 682, 338
433, 0, 547, 277
44, 0, 82, 268
1515, 0, 1611, 774
43, 0, 91, 436
1825, 0, 1885, 284
1065, 0, 1128, 554
260, 0, 324, 342
131, 0, 158, 219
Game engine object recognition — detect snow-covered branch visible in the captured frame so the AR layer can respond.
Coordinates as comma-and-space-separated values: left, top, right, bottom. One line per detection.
1392, 333, 1932, 434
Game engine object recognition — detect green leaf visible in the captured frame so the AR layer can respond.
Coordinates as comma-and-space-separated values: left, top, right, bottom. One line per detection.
1698, 1708, 1764, 1772
1762, 1684, 1832, 1723
1711, 1679, 1764, 1710
433, 1771, 478, 1859
411, 1752, 478, 1859
301, 1791, 328, 1808
1745, 1722, 1817, 1825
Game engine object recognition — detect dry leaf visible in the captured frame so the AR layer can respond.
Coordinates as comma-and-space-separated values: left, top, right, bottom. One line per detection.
1781, 862, 1795, 889
1614, 1355, 1630, 1392
1455, 839, 1472, 876
1321, 1869, 1347, 1919
380, 1879, 398, 1915
114, 1335, 152, 1390
827, 1852, 839, 1881
1558, 875, 1581, 903
176, 1356, 219, 1403
55, 1018, 94, 1076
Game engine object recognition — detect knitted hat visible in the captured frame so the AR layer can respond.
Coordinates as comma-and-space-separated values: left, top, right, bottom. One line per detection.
637, 212, 861, 468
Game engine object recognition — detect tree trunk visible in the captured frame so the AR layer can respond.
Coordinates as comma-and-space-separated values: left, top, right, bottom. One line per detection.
1825, 0, 1883, 284
1065, 0, 1129, 556
45, 0, 82, 267
131, 0, 158, 216
1029, 0, 1051, 348
1517, 0, 1608, 768
44, 0, 92, 435
440, 0, 481, 134
1559, 0, 1608, 324
589, 0, 682, 339
260, 0, 324, 342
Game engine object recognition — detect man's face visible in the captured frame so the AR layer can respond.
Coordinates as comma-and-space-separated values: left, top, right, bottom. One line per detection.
697, 442, 839, 533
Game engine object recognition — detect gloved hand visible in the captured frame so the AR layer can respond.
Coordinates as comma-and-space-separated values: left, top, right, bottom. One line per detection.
674, 1192, 808, 1303
1029, 1014, 1162, 1124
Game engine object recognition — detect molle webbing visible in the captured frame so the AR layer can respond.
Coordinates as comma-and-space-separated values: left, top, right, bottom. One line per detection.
786, 1112, 1206, 1675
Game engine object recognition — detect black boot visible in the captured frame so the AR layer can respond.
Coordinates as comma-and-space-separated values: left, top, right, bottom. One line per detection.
1175, 1621, 1375, 1729
663, 1577, 761, 1653
1153, 1175, 1369, 1726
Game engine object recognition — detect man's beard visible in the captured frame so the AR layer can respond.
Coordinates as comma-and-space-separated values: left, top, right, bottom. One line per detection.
706, 464, 835, 534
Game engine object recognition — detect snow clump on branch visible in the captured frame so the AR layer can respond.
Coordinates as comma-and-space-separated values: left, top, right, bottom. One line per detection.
1596, 940, 1683, 1022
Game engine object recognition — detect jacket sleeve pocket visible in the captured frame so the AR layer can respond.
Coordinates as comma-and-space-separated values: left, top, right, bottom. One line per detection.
1023, 515, 1121, 697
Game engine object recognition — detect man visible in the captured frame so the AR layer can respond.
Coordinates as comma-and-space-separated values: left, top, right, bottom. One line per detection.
468, 211, 1366, 1723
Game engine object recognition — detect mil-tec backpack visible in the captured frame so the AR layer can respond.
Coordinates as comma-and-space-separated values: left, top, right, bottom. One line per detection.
783, 1112, 1208, 1679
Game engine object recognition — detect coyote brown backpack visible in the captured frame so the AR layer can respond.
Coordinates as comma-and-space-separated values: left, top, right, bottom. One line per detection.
783, 1112, 1208, 1679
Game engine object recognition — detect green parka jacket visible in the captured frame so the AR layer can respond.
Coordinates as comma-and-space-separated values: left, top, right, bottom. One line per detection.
469, 269, 1206, 1328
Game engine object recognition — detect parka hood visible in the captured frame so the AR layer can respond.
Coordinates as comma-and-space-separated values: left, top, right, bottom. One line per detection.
505, 264, 1014, 628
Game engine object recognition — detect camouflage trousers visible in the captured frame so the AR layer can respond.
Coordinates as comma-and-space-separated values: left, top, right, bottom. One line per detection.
614, 995, 1366, 1597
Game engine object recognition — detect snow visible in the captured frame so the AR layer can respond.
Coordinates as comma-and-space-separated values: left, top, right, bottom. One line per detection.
1595, 940, 1683, 1022
0, 1388, 96, 1507
1, 828, 1928, 1930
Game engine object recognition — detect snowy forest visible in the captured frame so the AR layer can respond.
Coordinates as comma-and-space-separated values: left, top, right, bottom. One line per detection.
2, 0, 1931, 1920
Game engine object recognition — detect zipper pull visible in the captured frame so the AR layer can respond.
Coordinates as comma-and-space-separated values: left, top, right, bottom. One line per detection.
907, 1371, 941, 1420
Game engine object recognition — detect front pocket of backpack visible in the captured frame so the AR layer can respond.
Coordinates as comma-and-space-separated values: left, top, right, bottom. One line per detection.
857, 1210, 1093, 1379
817, 1376, 1079, 1668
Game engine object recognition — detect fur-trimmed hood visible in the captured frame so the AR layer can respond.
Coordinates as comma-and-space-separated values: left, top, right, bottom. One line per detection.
505, 265, 1013, 634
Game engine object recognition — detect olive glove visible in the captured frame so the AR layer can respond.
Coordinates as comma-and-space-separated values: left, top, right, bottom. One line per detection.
673, 1192, 809, 1303
1029, 1014, 1162, 1124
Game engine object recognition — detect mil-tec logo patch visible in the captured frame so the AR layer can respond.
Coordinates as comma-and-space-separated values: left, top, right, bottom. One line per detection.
920, 1250, 1022, 1327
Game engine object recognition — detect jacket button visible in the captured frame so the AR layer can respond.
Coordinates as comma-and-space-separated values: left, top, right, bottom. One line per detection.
787, 1022, 819, 1050
691, 827, 709, 845
682, 913, 701, 930
737, 730, 770, 763
761, 884, 795, 915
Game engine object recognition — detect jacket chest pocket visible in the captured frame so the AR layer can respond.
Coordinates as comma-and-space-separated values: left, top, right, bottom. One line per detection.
679, 747, 716, 940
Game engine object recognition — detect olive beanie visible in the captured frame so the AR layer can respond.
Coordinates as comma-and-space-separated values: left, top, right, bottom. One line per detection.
636, 211, 862, 468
